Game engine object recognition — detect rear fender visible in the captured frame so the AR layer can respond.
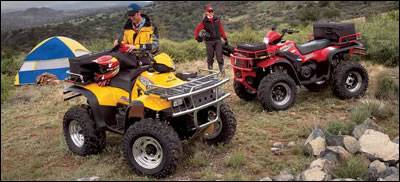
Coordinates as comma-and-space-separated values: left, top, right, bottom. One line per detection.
64, 85, 116, 131
327, 42, 366, 62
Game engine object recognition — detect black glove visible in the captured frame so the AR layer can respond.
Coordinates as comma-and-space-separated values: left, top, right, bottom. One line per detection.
140, 43, 152, 51
196, 36, 202, 43
224, 38, 229, 46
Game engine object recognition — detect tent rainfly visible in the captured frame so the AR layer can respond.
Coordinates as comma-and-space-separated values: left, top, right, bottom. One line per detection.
15, 36, 90, 85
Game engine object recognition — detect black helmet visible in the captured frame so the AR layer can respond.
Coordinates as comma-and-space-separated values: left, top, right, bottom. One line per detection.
198, 30, 211, 41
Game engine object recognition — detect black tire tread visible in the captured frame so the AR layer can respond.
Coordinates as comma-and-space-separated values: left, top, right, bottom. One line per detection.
122, 118, 182, 179
204, 102, 237, 145
330, 61, 369, 99
257, 72, 297, 111
63, 104, 106, 156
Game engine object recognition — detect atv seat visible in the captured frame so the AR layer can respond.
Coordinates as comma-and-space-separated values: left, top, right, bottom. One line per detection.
295, 39, 331, 55
110, 66, 150, 92
237, 43, 267, 52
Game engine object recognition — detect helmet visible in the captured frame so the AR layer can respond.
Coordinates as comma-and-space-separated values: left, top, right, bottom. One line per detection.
264, 30, 281, 45
198, 30, 211, 41
92, 55, 120, 81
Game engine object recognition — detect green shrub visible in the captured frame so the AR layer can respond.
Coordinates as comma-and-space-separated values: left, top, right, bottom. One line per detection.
362, 99, 395, 119
374, 71, 399, 100
358, 10, 399, 66
1, 74, 14, 103
332, 155, 369, 179
225, 151, 246, 169
324, 121, 353, 136
159, 39, 205, 63
350, 105, 372, 124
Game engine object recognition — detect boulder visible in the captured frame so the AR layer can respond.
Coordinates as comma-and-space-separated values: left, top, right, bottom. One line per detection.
326, 146, 352, 160
378, 167, 399, 181
359, 129, 399, 164
299, 166, 331, 181
272, 168, 294, 181
352, 118, 383, 139
368, 160, 388, 180
304, 128, 326, 156
271, 147, 281, 155
342, 136, 360, 154
273, 142, 287, 149
287, 141, 296, 148
330, 178, 357, 181
309, 159, 328, 169
326, 135, 344, 146
77, 176, 100, 181
320, 149, 341, 163
259, 176, 272, 181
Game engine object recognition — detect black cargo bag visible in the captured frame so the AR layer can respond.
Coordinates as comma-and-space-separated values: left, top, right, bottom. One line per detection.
68, 51, 110, 83
313, 22, 356, 42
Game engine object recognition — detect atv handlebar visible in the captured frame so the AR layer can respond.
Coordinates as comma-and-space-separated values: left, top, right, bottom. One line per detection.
281, 29, 299, 34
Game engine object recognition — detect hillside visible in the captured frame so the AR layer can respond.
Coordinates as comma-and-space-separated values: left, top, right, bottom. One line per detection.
1, 1, 398, 53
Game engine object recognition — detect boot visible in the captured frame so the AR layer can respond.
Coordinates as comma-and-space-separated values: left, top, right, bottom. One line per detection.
208, 63, 213, 70
218, 64, 225, 77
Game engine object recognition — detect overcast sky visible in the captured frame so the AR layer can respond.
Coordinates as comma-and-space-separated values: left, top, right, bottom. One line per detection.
1, 1, 151, 11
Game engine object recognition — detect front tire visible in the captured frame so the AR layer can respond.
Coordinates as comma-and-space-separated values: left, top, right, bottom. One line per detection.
63, 105, 106, 156
203, 102, 237, 145
123, 118, 182, 178
257, 72, 297, 111
233, 80, 257, 101
330, 61, 368, 99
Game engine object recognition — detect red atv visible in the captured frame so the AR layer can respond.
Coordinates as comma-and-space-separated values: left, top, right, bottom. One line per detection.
225, 23, 368, 111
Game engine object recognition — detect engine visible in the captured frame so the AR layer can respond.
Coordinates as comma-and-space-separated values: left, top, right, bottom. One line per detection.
300, 62, 317, 79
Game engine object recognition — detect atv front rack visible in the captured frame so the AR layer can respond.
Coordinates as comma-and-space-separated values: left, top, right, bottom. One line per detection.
144, 69, 230, 118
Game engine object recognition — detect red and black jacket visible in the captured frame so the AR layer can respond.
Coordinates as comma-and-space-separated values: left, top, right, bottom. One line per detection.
195, 16, 227, 41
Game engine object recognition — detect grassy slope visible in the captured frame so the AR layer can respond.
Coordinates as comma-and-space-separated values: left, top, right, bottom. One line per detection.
1, 58, 398, 180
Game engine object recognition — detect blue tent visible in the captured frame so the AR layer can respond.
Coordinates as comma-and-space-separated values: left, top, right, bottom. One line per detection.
15, 36, 90, 85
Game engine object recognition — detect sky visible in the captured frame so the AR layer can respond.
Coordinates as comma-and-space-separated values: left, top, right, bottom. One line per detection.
1, 1, 151, 12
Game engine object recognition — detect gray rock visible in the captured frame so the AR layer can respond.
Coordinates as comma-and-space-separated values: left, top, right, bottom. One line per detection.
259, 176, 272, 181
287, 141, 296, 148
359, 129, 399, 164
326, 146, 352, 160
330, 178, 357, 181
326, 135, 344, 147
304, 129, 326, 156
343, 136, 360, 154
299, 166, 331, 181
352, 118, 384, 139
369, 160, 388, 180
309, 158, 328, 169
378, 167, 399, 181
77, 176, 100, 181
273, 142, 287, 149
272, 168, 294, 181
397, 163, 399, 169
271, 147, 281, 155
321, 149, 341, 163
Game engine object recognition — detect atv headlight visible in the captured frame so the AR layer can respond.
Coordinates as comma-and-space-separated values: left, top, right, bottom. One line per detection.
171, 99, 183, 107
263, 37, 269, 44
139, 76, 154, 88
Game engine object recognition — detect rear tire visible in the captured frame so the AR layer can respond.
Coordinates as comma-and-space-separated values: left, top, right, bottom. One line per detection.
257, 72, 297, 111
233, 80, 257, 101
204, 102, 237, 145
123, 118, 182, 178
63, 105, 106, 156
330, 61, 368, 99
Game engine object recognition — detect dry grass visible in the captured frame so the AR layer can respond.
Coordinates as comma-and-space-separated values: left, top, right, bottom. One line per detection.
1, 59, 398, 180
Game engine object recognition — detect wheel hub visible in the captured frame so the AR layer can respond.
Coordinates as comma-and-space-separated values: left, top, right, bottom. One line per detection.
345, 71, 362, 93
271, 83, 291, 106
132, 136, 163, 169
69, 120, 84, 147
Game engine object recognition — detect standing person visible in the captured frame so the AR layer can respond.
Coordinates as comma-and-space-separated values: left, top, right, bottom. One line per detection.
194, 6, 228, 76
113, 3, 159, 66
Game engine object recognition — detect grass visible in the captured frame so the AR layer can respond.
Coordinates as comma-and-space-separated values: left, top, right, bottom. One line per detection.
332, 155, 369, 179
1, 59, 399, 180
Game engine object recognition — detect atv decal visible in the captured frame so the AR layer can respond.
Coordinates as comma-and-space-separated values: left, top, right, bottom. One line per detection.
304, 54, 314, 61
280, 44, 293, 52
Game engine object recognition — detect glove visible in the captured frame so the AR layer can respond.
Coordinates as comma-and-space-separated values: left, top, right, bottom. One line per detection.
195, 36, 202, 43
224, 38, 229, 46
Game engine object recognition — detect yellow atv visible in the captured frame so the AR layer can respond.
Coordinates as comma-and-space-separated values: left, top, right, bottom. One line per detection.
63, 49, 236, 178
